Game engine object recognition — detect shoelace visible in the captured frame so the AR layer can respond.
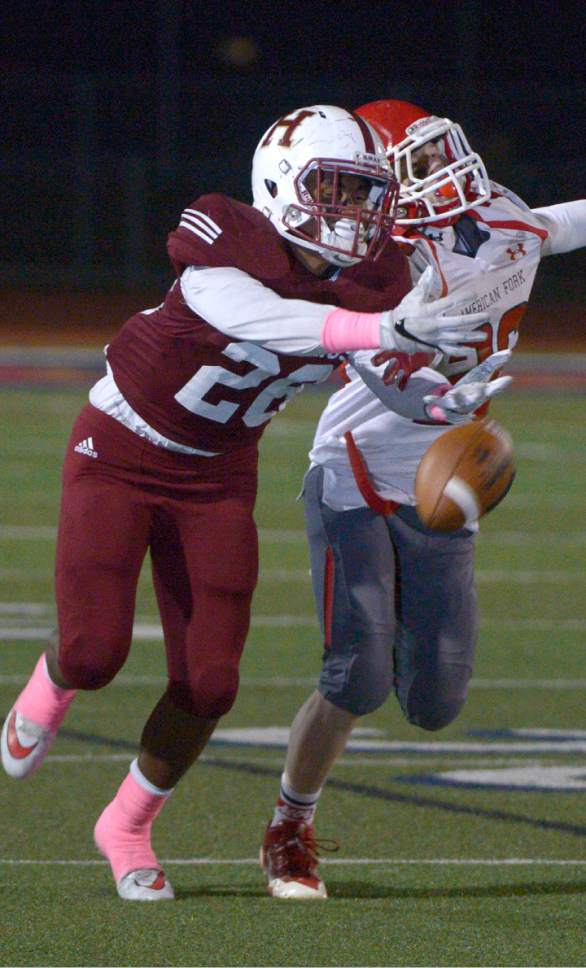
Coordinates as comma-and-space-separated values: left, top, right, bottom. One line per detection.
302, 831, 340, 861
273, 826, 339, 877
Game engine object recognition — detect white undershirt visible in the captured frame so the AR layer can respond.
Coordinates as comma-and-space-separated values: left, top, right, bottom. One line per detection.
89, 364, 221, 456
180, 265, 336, 356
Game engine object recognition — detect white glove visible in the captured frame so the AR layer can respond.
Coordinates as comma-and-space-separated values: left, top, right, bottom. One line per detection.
379, 266, 489, 354
424, 350, 513, 424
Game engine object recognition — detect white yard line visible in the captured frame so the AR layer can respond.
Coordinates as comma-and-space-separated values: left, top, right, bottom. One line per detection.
505, 495, 586, 507
0, 526, 309, 543
1, 601, 586, 630
0, 603, 51, 614
0, 618, 318, 638
33, 754, 561, 768
3, 673, 586, 690
476, 571, 586, 583
480, 532, 586, 546
469, 679, 586, 689
6, 569, 586, 587
7, 567, 586, 584
0, 674, 320, 686
2, 617, 586, 640
25, 736, 586, 754
1, 857, 586, 867
4, 525, 586, 545
0, 526, 58, 540
516, 443, 586, 461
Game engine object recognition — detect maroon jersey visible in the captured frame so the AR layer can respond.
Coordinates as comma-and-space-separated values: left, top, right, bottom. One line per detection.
106, 194, 411, 454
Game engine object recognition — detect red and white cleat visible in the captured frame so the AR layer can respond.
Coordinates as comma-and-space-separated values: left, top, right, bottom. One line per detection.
1, 708, 56, 779
116, 867, 175, 901
260, 820, 332, 899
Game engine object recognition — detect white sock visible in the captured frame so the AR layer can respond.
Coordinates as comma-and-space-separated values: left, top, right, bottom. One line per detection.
130, 758, 174, 798
271, 772, 321, 826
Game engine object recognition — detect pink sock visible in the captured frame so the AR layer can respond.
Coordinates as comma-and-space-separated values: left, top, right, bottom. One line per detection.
94, 765, 172, 882
16, 654, 77, 732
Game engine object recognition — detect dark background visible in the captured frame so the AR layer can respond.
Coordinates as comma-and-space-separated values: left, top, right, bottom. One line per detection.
1, 0, 584, 340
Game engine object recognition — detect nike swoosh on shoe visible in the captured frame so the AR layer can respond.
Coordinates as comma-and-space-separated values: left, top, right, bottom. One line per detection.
7, 710, 40, 758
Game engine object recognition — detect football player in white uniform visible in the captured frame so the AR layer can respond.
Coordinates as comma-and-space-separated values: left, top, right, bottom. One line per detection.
260, 99, 586, 900
1, 104, 494, 902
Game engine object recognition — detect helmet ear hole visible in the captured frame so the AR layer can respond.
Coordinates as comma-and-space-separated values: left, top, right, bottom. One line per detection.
265, 179, 278, 198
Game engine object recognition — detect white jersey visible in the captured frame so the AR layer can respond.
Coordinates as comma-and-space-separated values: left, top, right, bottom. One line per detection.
310, 190, 586, 511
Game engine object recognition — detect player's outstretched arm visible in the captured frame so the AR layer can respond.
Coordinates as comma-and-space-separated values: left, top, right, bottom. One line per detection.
378, 266, 488, 354
531, 200, 586, 256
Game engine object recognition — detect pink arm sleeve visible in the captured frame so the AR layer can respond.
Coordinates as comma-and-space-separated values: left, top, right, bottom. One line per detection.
320, 307, 382, 353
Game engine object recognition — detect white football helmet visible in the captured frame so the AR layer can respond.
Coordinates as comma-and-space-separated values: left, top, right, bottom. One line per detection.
252, 105, 399, 266
357, 100, 491, 226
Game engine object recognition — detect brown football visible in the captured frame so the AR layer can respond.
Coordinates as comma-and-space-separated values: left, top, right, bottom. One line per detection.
415, 419, 515, 531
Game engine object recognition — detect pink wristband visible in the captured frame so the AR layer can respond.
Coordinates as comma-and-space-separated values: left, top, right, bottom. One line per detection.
321, 307, 382, 353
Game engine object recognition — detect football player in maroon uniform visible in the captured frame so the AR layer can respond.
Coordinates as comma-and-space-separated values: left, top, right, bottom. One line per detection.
1, 105, 488, 900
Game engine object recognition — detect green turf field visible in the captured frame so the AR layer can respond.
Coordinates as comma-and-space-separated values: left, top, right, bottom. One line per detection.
1, 384, 586, 967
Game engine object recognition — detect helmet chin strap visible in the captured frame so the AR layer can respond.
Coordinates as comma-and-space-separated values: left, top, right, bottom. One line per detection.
319, 218, 366, 266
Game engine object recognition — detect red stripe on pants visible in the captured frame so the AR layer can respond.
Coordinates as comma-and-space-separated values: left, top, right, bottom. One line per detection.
323, 546, 335, 648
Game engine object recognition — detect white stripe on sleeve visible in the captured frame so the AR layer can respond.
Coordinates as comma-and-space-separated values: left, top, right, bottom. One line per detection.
179, 220, 218, 244
183, 209, 223, 234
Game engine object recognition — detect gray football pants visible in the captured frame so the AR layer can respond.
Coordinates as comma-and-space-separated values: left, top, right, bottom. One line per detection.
304, 465, 478, 729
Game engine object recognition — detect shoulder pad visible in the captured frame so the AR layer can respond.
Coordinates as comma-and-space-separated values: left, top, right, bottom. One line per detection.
488, 181, 531, 212
167, 193, 290, 279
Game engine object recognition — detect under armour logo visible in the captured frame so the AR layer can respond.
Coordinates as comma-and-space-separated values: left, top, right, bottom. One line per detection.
506, 243, 526, 261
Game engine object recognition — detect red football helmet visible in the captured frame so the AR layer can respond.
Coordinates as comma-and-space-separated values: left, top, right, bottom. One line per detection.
356, 99, 491, 226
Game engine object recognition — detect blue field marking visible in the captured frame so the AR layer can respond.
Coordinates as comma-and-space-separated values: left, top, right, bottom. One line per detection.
203, 759, 586, 839
31, 723, 586, 756
399, 768, 586, 794
7, 716, 586, 840
469, 728, 586, 742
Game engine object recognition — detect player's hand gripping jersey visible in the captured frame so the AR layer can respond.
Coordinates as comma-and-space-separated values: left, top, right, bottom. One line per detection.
310, 188, 586, 511
92, 194, 412, 456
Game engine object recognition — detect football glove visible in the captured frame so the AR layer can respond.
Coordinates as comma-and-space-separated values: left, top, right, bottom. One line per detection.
371, 350, 438, 389
424, 350, 513, 424
379, 266, 489, 354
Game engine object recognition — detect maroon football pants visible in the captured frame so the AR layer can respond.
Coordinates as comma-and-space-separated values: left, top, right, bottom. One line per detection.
54, 405, 259, 717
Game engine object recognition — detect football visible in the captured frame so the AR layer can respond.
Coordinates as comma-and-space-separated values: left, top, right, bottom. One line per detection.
415, 418, 515, 532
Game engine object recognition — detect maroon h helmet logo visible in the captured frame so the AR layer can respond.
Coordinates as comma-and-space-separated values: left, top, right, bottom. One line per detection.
260, 110, 316, 148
